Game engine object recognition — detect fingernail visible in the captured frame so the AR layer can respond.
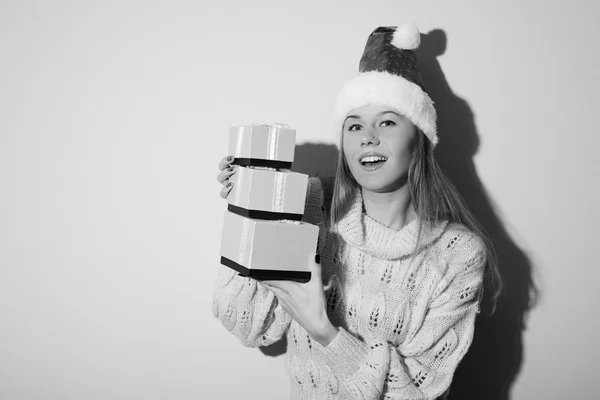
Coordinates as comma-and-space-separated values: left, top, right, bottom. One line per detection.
228, 167, 235, 172
227, 181, 233, 187
227, 156, 234, 162
315, 253, 320, 264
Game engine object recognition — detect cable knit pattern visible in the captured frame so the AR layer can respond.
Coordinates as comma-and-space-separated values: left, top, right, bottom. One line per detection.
213, 177, 485, 399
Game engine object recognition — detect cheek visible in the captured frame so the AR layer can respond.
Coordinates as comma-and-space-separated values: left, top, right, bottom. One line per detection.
387, 141, 415, 170
400, 140, 415, 158
342, 135, 357, 159
391, 129, 417, 157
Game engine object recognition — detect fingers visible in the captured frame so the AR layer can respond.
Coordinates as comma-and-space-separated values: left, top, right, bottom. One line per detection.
307, 253, 322, 285
259, 281, 283, 297
217, 159, 236, 199
220, 181, 233, 199
308, 252, 321, 269
217, 166, 236, 184
260, 280, 285, 290
260, 280, 295, 293
218, 155, 235, 171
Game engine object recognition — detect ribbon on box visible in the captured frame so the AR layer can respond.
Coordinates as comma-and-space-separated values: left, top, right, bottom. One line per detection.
228, 161, 303, 221
231, 122, 293, 170
272, 171, 286, 213
266, 123, 289, 161
238, 217, 251, 267
220, 255, 311, 282
220, 213, 311, 283
227, 204, 302, 221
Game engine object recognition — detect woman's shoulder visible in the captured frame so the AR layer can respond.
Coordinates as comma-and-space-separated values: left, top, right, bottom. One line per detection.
436, 222, 486, 270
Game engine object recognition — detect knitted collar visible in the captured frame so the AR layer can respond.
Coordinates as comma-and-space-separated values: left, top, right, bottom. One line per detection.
336, 189, 449, 260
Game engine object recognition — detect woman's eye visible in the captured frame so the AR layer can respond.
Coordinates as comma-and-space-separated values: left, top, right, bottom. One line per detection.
348, 124, 362, 131
380, 120, 396, 127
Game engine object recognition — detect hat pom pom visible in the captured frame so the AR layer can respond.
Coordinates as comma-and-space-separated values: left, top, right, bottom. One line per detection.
391, 22, 420, 50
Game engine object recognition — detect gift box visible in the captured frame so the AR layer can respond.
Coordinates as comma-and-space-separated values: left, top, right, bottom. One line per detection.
227, 166, 308, 221
229, 123, 296, 169
220, 210, 319, 283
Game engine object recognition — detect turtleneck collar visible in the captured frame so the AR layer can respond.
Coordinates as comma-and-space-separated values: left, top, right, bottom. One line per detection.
336, 189, 449, 260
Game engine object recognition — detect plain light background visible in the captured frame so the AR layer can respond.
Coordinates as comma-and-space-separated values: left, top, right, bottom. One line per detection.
1, 0, 598, 399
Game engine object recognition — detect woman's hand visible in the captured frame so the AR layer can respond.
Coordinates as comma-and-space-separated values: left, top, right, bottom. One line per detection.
216, 155, 236, 199
259, 254, 339, 347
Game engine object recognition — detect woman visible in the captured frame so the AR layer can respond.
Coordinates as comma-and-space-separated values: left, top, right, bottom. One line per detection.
214, 22, 502, 400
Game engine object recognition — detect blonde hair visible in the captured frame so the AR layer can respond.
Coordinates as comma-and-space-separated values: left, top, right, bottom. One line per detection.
330, 128, 503, 314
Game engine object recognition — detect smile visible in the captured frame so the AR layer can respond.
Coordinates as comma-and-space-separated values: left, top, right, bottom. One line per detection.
359, 154, 388, 171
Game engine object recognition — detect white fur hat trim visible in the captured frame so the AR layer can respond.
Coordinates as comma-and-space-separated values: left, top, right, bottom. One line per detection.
334, 70, 438, 146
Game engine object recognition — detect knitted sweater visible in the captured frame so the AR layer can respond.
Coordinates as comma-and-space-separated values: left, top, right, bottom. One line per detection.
212, 177, 485, 400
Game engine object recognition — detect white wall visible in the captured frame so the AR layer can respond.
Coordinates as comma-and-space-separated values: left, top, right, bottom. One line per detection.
1, 0, 598, 399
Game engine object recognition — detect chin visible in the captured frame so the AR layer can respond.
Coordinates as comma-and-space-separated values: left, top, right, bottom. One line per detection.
355, 178, 398, 193
353, 172, 408, 194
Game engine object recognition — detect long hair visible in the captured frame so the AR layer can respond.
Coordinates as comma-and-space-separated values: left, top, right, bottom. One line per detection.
330, 128, 503, 314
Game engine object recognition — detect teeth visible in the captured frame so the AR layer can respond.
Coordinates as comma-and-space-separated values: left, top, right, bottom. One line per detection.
360, 155, 387, 163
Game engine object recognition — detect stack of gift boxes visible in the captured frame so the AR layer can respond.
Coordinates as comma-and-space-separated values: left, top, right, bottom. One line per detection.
219, 123, 319, 283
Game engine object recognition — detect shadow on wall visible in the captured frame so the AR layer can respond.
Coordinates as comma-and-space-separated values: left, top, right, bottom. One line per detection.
417, 29, 539, 400
259, 29, 539, 400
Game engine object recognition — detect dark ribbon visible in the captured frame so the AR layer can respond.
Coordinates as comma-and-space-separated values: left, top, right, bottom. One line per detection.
231, 158, 292, 170
227, 204, 303, 221
220, 256, 311, 283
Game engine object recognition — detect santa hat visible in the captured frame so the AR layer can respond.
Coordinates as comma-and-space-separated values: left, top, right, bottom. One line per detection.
334, 23, 438, 147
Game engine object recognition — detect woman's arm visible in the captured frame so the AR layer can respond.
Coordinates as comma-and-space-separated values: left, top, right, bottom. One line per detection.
314, 233, 486, 400
212, 267, 292, 347
212, 176, 327, 347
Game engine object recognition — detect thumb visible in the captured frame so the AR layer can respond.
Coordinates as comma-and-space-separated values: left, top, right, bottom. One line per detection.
309, 252, 322, 276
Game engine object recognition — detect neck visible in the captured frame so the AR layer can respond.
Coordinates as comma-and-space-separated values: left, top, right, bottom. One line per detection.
361, 185, 417, 231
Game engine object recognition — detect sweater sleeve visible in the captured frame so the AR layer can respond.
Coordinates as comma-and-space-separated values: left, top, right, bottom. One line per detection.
318, 234, 486, 400
211, 176, 326, 347
212, 266, 292, 347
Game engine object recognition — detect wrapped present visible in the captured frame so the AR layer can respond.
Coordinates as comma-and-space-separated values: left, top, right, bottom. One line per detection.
229, 123, 296, 169
227, 166, 308, 221
220, 210, 319, 283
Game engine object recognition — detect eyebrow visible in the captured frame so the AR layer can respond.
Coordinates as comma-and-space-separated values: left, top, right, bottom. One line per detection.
344, 110, 402, 122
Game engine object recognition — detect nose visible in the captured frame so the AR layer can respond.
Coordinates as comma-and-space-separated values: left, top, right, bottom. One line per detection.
360, 129, 380, 147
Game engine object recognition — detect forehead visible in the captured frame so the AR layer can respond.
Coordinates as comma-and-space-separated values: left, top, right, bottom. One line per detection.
346, 104, 401, 119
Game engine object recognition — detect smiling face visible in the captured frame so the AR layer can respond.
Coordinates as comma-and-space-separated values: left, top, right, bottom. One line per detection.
342, 104, 418, 193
